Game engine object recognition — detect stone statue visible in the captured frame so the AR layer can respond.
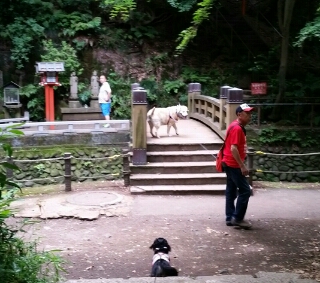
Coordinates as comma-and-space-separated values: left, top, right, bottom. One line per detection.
90, 70, 99, 98
70, 72, 78, 99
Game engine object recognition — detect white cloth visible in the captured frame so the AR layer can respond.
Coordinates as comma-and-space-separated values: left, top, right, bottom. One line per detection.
98, 82, 111, 103
152, 253, 170, 265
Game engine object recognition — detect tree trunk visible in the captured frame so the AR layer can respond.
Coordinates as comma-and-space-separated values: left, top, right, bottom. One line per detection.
271, 0, 296, 120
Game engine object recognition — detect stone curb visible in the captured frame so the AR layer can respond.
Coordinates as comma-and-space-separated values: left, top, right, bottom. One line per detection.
63, 272, 318, 283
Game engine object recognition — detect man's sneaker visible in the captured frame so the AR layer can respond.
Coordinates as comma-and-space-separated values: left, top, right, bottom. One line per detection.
231, 218, 252, 229
103, 123, 110, 128
226, 221, 233, 226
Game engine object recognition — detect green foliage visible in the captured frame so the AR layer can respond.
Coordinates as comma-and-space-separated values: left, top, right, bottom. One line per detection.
41, 40, 83, 88
294, 15, 320, 47
163, 79, 185, 95
167, 0, 197, 12
181, 67, 233, 97
55, 13, 101, 37
139, 77, 161, 105
3, 18, 45, 69
252, 127, 318, 148
102, 0, 137, 21
0, 126, 66, 283
107, 72, 132, 119
78, 90, 92, 106
20, 84, 45, 121
124, 26, 158, 45
175, 0, 215, 54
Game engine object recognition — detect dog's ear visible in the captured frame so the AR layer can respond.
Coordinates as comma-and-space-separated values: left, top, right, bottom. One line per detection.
149, 238, 159, 249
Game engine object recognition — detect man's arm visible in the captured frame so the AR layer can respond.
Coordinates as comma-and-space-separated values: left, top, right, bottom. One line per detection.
104, 83, 112, 101
231, 144, 249, 176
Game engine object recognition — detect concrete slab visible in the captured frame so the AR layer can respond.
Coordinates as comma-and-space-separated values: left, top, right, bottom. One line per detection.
62, 273, 318, 283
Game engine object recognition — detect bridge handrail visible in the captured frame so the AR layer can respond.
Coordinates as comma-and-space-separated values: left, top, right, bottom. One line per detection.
188, 84, 243, 139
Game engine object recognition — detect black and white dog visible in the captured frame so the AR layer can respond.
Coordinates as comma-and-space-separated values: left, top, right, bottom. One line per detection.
149, 237, 178, 277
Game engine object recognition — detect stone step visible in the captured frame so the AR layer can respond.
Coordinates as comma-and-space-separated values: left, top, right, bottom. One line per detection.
146, 150, 217, 162
130, 173, 226, 186
147, 142, 222, 151
130, 161, 217, 174
63, 272, 319, 283
130, 184, 225, 194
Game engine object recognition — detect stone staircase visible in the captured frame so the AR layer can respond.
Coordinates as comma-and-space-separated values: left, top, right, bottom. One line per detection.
129, 141, 227, 194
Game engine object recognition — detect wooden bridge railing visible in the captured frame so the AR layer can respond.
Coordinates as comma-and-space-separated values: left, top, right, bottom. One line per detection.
188, 83, 244, 139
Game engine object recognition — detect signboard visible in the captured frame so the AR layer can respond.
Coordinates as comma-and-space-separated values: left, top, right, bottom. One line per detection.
251, 82, 267, 95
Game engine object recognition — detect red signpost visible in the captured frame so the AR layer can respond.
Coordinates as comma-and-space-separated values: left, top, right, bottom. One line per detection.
250, 82, 267, 127
251, 82, 267, 95
35, 62, 65, 129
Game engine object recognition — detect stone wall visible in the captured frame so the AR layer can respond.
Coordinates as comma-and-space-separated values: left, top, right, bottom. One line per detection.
2, 131, 130, 188
251, 146, 319, 182
7, 145, 124, 188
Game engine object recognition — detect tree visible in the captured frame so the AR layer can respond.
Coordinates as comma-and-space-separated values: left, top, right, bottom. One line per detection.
271, 0, 296, 119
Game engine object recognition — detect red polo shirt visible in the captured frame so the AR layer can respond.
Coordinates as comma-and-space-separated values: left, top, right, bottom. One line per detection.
222, 121, 247, 168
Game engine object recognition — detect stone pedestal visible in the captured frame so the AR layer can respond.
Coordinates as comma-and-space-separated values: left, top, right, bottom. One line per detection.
4, 104, 22, 118
68, 100, 82, 109
90, 99, 99, 109
60, 107, 103, 121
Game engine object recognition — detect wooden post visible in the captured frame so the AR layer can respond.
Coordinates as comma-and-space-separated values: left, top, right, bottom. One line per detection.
122, 148, 130, 186
45, 85, 50, 122
132, 88, 147, 165
226, 88, 243, 128
189, 83, 201, 117
49, 86, 55, 130
64, 152, 72, 191
188, 83, 194, 115
219, 86, 231, 130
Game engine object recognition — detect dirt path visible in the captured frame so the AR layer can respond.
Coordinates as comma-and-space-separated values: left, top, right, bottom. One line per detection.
15, 181, 320, 281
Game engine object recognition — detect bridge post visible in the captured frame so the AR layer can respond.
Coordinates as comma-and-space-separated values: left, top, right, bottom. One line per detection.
226, 88, 243, 127
219, 86, 231, 130
188, 83, 201, 117
131, 85, 147, 165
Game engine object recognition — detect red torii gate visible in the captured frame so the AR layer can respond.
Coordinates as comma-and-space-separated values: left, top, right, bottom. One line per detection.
35, 62, 64, 128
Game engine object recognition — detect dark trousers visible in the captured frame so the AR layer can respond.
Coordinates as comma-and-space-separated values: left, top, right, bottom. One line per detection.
224, 166, 251, 222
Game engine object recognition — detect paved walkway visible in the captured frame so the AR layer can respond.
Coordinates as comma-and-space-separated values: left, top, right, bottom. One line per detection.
64, 272, 317, 283
11, 185, 320, 283
146, 119, 223, 144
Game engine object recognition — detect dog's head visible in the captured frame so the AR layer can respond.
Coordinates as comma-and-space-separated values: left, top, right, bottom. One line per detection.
150, 237, 172, 254
176, 104, 188, 119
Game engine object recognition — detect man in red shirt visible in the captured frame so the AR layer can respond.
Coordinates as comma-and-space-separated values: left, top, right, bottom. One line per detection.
222, 103, 254, 229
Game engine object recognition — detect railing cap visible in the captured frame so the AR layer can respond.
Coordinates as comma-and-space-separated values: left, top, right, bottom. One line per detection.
227, 88, 243, 103
220, 85, 232, 99
188, 83, 201, 92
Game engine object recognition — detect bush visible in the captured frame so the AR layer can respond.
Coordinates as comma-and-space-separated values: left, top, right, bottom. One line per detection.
0, 126, 66, 283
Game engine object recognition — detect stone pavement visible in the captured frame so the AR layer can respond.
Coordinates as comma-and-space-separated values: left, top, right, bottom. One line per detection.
64, 272, 318, 283
10, 185, 320, 283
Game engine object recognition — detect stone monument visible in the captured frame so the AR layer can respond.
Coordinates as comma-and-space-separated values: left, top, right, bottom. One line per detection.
90, 70, 99, 108
60, 71, 103, 121
68, 72, 81, 108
